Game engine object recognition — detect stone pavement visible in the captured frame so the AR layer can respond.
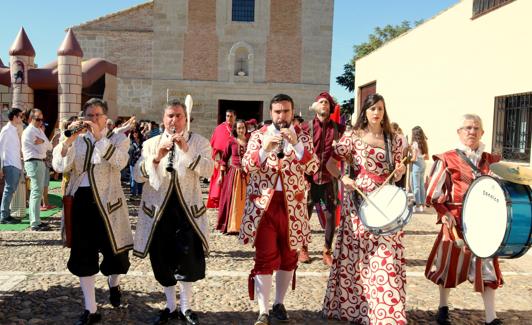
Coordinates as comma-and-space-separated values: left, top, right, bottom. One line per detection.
0, 184, 531, 324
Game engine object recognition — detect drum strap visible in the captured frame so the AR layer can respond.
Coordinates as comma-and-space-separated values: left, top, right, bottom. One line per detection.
384, 133, 394, 184
455, 149, 482, 177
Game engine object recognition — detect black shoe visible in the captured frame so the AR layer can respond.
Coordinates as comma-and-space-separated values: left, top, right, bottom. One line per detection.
0, 217, 21, 224
179, 309, 200, 325
109, 285, 121, 307
254, 313, 269, 325
31, 223, 50, 231
436, 306, 451, 325
74, 310, 101, 325
153, 308, 179, 325
271, 304, 289, 322
486, 319, 503, 325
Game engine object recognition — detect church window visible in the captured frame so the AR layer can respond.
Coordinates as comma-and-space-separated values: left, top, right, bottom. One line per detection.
232, 0, 255, 22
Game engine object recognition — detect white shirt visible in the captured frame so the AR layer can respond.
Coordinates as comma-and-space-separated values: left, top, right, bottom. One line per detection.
0, 122, 22, 169
79, 128, 111, 187
22, 124, 52, 161
259, 123, 305, 191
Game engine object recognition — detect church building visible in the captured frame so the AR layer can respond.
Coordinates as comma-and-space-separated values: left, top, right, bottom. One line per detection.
72, 0, 334, 137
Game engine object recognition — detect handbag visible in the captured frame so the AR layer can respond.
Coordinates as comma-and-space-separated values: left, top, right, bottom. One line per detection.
62, 195, 74, 248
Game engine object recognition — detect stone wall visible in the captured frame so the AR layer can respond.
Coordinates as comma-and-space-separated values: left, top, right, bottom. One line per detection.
76, 31, 153, 79
74, 3, 153, 32
72, 0, 333, 139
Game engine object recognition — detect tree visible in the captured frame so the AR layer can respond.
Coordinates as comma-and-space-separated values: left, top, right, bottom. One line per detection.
337, 20, 422, 118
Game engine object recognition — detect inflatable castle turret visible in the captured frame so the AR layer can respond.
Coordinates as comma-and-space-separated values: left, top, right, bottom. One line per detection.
9, 27, 35, 110
0, 27, 118, 131
57, 29, 83, 122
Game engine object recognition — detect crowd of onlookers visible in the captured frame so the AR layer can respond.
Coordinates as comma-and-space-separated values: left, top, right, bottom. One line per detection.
0, 106, 176, 229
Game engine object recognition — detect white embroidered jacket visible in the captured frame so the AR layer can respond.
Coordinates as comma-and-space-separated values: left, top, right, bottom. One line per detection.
52, 130, 133, 254
133, 131, 214, 258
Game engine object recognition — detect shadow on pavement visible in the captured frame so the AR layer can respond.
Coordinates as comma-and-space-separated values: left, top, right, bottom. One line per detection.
1, 285, 530, 324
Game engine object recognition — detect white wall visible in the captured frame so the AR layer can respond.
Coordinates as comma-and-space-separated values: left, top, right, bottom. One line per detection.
354, 0, 532, 165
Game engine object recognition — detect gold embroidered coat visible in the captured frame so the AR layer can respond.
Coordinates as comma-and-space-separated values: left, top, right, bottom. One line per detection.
132, 131, 214, 258
52, 131, 133, 254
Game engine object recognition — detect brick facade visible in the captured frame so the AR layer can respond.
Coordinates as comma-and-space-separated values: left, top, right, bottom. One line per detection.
265, 0, 302, 83
73, 0, 333, 138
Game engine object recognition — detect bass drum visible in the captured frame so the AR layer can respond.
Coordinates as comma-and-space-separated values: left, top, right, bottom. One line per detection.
462, 176, 532, 258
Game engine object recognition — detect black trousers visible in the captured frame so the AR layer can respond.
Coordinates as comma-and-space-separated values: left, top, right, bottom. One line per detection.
67, 187, 130, 277
149, 190, 205, 287
306, 181, 337, 249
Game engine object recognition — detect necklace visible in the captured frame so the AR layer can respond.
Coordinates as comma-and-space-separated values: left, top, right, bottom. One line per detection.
365, 128, 383, 138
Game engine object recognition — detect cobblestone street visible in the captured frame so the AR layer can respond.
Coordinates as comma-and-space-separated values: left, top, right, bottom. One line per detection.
0, 184, 531, 325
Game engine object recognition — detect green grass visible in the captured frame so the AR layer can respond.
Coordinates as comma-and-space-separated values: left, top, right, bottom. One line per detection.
0, 192, 62, 231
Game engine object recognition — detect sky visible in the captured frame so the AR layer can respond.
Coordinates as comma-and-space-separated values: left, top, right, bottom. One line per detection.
1, 0, 458, 103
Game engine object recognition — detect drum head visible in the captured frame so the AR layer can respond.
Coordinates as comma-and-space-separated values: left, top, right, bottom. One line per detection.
462, 176, 508, 258
359, 185, 407, 228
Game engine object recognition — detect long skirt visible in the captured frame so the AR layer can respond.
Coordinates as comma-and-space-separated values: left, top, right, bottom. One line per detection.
216, 167, 248, 234
323, 213, 407, 324
11, 173, 27, 219
207, 166, 221, 208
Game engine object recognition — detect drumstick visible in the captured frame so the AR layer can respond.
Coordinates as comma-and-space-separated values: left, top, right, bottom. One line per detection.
373, 156, 409, 196
352, 185, 390, 220
381, 156, 409, 186
449, 224, 465, 248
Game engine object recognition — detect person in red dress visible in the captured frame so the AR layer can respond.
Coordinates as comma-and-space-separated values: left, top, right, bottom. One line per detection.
322, 93, 407, 324
207, 110, 236, 208
425, 114, 502, 325
216, 119, 249, 234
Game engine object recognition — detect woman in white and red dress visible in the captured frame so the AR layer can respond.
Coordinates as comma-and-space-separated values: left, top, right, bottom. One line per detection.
323, 93, 407, 325
216, 119, 249, 234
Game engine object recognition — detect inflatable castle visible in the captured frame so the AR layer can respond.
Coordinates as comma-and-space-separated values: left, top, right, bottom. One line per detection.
0, 27, 118, 134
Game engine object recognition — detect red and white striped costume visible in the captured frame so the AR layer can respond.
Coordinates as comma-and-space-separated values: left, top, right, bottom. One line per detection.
424, 144, 503, 292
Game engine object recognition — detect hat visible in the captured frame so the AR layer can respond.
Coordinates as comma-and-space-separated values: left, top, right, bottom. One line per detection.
246, 118, 258, 126
315, 91, 336, 109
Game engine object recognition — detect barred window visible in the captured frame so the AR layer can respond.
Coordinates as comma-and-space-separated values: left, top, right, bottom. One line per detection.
492, 92, 531, 162
232, 0, 255, 22
472, 0, 514, 18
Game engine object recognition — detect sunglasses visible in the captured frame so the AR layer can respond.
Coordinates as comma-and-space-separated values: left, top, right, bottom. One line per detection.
34, 118, 44, 122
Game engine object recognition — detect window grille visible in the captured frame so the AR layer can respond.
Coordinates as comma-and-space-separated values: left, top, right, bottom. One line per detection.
472, 0, 514, 18
492, 92, 531, 162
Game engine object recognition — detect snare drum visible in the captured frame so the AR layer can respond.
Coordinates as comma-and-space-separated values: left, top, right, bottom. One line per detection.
358, 184, 413, 236
462, 175, 532, 258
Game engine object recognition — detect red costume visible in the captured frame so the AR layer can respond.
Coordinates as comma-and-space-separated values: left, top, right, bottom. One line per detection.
207, 121, 232, 208
239, 123, 318, 296
216, 137, 248, 234
425, 147, 503, 292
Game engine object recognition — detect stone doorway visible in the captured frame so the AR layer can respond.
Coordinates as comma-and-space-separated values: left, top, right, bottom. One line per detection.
218, 100, 263, 124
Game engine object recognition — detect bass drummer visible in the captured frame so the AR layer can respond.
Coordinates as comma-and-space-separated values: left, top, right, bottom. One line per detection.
425, 114, 503, 325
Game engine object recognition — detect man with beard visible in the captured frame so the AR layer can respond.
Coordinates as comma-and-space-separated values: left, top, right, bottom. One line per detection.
240, 94, 318, 325
300, 92, 345, 265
